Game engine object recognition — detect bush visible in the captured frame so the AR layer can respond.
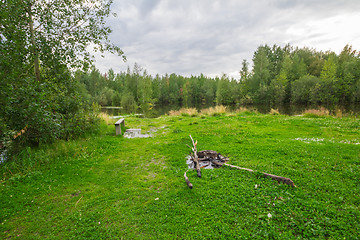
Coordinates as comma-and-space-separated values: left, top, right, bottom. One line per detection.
1, 69, 101, 160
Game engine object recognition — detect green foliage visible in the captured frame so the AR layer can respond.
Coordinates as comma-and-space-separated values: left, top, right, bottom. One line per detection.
63, 44, 359, 118
240, 59, 250, 82
138, 72, 154, 113
216, 75, 234, 105
249, 46, 271, 97
182, 80, 191, 107
270, 71, 287, 104
121, 92, 137, 113
0, 0, 124, 159
242, 44, 360, 107
111, 92, 121, 106
75, 43, 360, 118
354, 80, 360, 102
288, 53, 307, 82
98, 87, 115, 106
292, 75, 321, 104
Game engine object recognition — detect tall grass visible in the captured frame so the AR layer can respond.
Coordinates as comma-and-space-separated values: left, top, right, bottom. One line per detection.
269, 108, 280, 115
236, 106, 257, 113
200, 105, 227, 116
303, 107, 330, 117
169, 108, 198, 117
99, 112, 114, 125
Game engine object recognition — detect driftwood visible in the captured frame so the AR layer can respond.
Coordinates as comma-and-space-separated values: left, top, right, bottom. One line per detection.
224, 163, 296, 187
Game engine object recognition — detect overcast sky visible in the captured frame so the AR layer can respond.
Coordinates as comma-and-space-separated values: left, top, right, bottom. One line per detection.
92, 0, 360, 79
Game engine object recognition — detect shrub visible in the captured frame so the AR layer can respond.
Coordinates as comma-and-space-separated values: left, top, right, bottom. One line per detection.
1, 71, 101, 160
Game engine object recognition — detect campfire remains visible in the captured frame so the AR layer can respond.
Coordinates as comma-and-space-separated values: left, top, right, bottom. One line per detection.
185, 135, 296, 189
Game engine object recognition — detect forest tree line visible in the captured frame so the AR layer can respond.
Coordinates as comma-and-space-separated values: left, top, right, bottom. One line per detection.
77, 44, 360, 113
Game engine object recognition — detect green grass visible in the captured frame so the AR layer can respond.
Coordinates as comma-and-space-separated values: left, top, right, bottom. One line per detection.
1, 113, 359, 239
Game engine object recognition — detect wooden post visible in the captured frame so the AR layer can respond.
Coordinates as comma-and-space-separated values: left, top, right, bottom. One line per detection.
114, 118, 125, 135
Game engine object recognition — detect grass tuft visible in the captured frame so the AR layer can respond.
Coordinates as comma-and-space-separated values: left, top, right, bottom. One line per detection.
99, 112, 114, 125
169, 108, 198, 117
200, 105, 227, 116
303, 107, 330, 117
235, 106, 258, 115
269, 108, 280, 115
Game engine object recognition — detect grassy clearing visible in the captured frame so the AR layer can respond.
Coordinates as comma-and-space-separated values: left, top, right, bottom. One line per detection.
1, 112, 359, 239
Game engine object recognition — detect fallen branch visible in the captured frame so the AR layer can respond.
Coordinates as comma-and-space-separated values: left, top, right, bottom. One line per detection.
262, 172, 296, 187
224, 163, 296, 187
189, 135, 201, 178
224, 163, 254, 172
184, 171, 193, 189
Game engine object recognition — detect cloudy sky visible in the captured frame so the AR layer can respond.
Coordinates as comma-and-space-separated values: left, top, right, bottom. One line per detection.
92, 0, 360, 79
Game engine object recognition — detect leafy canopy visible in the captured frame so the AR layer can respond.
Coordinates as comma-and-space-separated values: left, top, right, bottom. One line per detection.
0, 0, 125, 157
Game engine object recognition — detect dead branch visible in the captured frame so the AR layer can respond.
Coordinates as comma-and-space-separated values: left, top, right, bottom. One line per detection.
189, 135, 201, 178
224, 163, 254, 172
224, 163, 296, 187
262, 172, 296, 187
184, 171, 193, 189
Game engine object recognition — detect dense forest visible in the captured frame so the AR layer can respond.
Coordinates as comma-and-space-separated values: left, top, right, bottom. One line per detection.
78, 44, 360, 113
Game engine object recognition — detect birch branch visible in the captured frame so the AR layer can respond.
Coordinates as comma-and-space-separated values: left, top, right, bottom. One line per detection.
224, 163, 296, 187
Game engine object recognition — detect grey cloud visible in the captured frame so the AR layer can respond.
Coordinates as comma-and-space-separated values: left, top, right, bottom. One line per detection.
94, 0, 360, 78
